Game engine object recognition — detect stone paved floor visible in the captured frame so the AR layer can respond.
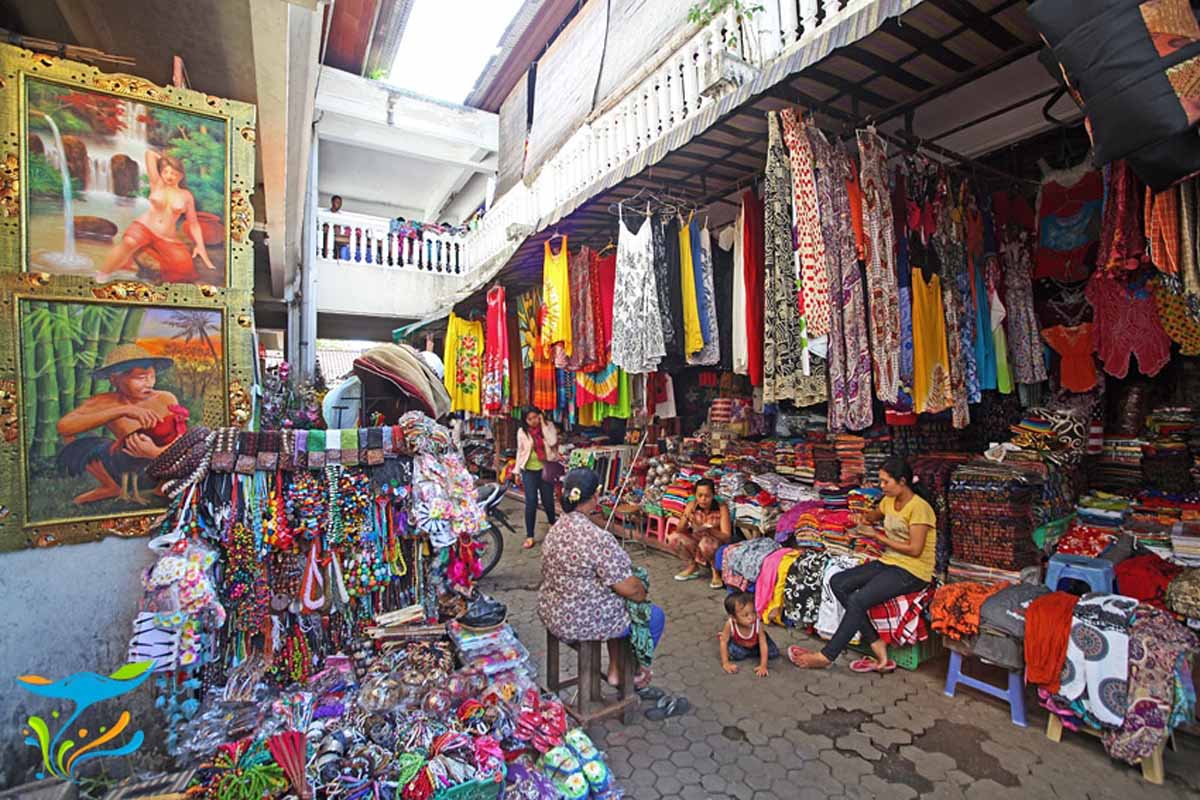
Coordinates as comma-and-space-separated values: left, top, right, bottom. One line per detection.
487, 500, 1200, 799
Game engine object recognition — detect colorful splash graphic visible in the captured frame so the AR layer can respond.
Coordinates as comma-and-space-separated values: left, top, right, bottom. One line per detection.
17, 661, 151, 781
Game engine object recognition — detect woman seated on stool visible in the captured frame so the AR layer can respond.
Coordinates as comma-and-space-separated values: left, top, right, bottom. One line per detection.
538, 468, 665, 688
789, 456, 935, 674
668, 478, 732, 587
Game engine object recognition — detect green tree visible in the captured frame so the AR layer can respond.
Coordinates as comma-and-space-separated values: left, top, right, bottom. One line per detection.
166, 129, 225, 217
23, 301, 83, 462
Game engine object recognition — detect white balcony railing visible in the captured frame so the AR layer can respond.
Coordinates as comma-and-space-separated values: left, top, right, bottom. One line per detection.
455, 0, 872, 276
315, 208, 472, 275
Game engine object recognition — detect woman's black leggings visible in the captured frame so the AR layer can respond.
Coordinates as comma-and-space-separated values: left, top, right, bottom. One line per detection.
820, 561, 927, 661
522, 468, 557, 539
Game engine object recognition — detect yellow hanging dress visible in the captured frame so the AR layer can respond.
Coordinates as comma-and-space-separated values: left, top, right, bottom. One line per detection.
910, 268, 953, 414
443, 312, 484, 414
542, 237, 572, 356
678, 217, 704, 356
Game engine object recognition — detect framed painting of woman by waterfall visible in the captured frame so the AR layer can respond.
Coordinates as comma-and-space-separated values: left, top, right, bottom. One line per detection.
22, 77, 229, 286
0, 44, 258, 550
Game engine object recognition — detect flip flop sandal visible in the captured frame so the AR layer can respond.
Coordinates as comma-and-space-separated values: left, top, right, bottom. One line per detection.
850, 657, 897, 674
788, 646, 831, 669
564, 729, 601, 761
637, 686, 666, 701
709, 577, 725, 589
674, 571, 703, 581
634, 666, 653, 690
523, 538, 537, 549
645, 695, 691, 721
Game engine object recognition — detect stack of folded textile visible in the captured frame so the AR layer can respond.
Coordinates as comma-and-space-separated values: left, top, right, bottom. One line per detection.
659, 479, 694, 517
861, 426, 892, 487
910, 453, 973, 577
776, 480, 819, 507
947, 559, 1024, 586
1172, 522, 1200, 566
1092, 436, 1145, 492
1142, 407, 1197, 493
812, 433, 839, 484
1056, 490, 1131, 557
835, 434, 866, 485
948, 461, 1043, 571
847, 487, 882, 518
817, 484, 851, 510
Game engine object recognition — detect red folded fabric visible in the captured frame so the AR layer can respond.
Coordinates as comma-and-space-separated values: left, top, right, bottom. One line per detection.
1024, 591, 1080, 692
1114, 553, 1183, 609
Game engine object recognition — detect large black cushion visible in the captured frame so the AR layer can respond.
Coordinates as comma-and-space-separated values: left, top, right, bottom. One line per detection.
1029, 0, 1200, 183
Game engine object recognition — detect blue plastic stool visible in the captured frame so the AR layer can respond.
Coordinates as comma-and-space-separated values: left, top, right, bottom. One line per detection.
1044, 553, 1115, 594
943, 651, 1027, 727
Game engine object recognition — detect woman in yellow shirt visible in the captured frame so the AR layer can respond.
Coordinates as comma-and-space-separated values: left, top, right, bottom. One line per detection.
789, 457, 935, 674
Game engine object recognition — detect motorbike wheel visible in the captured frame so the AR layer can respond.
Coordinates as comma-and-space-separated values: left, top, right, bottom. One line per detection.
475, 526, 504, 578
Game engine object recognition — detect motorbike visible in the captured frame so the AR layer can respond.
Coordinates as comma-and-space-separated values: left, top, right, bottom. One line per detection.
473, 479, 515, 578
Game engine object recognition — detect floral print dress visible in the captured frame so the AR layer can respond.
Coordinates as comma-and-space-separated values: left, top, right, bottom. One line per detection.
443, 312, 483, 414
611, 207, 666, 374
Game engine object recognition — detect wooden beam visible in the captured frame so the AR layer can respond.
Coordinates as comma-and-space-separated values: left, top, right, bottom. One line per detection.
928, 0, 1022, 52
878, 17, 972, 72
801, 67, 894, 110
834, 45, 932, 92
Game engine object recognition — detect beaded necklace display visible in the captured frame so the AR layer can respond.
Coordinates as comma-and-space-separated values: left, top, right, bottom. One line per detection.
225, 523, 271, 637
324, 466, 347, 545
285, 471, 327, 540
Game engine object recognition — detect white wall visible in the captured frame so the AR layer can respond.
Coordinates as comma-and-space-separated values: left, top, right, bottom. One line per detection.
0, 539, 163, 785
315, 259, 466, 319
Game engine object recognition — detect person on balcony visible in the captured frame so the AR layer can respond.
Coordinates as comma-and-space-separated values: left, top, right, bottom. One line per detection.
329, 195, 351, 260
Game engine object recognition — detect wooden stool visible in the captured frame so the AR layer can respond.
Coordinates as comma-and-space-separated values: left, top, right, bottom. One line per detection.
545, 631, 638, 725
1045, 714, 1167, 784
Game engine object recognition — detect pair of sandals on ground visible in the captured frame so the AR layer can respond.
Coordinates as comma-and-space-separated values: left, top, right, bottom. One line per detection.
673, 563, 724, 589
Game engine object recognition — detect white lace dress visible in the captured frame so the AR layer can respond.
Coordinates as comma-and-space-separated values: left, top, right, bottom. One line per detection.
611, 206, 665, 373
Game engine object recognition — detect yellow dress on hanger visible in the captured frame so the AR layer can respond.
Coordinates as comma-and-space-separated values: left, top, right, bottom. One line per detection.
443, 312, 484, 414
542, 237, 572, 356
910, 268, 953, 414
678, 217, 704, 356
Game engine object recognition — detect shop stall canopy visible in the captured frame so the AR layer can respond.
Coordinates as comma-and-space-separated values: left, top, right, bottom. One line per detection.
449, 0, 1080, 312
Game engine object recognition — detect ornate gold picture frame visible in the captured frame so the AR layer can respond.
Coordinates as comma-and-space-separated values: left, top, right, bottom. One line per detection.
0, 43, 257, 550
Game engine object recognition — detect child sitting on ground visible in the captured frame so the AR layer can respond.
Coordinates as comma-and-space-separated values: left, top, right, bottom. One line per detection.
718, 591, 779, 677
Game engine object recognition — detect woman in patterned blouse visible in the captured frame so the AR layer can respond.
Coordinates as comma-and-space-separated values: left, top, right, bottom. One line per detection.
538, 468, 665, 687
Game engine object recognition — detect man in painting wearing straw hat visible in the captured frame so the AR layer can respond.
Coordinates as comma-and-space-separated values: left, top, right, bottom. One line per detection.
56, 344, 189, 506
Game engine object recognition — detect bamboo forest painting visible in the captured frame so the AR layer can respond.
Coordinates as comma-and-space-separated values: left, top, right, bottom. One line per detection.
25, 78, 228, 285
18, 301, 224, 525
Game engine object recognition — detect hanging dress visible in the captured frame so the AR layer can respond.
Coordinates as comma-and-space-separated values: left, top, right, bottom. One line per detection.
443, 312, 484, 414
810, 124, 869, 427
595, 250, 617, 361
1034, 163, 1103, 281
651, 216, 681, 364
732, 195, 749, 374
1085, 272, 1171, 379
1001, 231, 1049, 384
780, 108, 830, 341
857, 127, 902, 403
1041, 324, 1097, 392
679, 216, 705, 357
892, 169, 916, 410
532, 304, 557, 411
542, 238, 572, 356
910, 263, 954, 415
483, 285, 509, 414
932, 194, 971, 427
744, 188, 766, 386
687, 223, 720, 366
763, 111, 823, 406
565, 246, 602, 372
611, 206, 666, 374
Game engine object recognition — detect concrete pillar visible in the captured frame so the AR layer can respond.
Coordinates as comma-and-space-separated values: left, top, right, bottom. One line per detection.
298, 132, 319, 380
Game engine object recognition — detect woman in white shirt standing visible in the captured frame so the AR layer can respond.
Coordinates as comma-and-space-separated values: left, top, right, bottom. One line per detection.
515, 407, 561, 549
